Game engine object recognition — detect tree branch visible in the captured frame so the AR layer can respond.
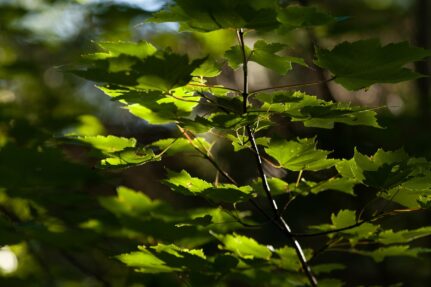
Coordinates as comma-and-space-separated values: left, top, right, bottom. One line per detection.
176, 124, 274, 228
236, 28, 318, 287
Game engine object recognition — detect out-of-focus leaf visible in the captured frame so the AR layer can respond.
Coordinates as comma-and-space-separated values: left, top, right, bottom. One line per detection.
277, 6, 335, 29
251, 177, 289, 196
225, 41, 306, 74
118, 249, 180, 273
75, 44, 205, 91
357, 246, 431, 262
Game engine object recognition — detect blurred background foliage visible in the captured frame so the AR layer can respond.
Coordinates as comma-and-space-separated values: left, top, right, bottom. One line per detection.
0, 0, 431, 286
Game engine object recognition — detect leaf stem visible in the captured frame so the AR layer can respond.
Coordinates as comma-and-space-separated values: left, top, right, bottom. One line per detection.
296, 170, 304, 187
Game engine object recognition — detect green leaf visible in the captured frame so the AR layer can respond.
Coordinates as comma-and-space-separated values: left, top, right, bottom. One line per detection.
91, 41, 157, 59
250, 40, 307, 74
69, 135, 160, 168
151, 137, 211, 157
331, 210, 356, 229
76, 44, 205, 91
118, 243, 210, 274
165, 170, 213, 194
272, 246, 306, 271
265, 137, 338, 171
149, 0, 279, 32
310, 177, 356, 195
255, 91, 381, 129
118, 250, 178, 273
226, 133, 270, 152
315, 40, 431, 90
73, 135, 136, 153
100, 148, 159, 168
213, 232, 272, 260
225, 45, 252, 70
98, 86, 199, 125
311, 210, 379, 245
384, 181, 431, 208
377, 227, 431, 245
225, 41, 306, 74
191, 58, 222, 78
335, 149, 431, 207
251, 177, 289, 196
417, 194, 431, 209
277, 6, 335, 29
99, 186, 161, 217
164, 170, 255, 203
358, 246, 431, 262
336, 148, 409, 183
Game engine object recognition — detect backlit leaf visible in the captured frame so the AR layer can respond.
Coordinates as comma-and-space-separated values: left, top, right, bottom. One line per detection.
265, 137, 338, 171
213, 233, 272, 260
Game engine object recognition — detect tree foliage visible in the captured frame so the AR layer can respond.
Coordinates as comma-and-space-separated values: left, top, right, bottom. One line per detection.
1, 0, 431, 286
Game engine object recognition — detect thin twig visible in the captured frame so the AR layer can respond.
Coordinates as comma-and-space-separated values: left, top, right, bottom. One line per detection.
187, 83, 241, 93
249, 77, 335, 95
177, 125, 238, 185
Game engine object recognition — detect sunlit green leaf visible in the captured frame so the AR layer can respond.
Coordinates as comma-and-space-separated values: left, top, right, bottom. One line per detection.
265, 137, 338, 171
213, 232, 272, 260
255, 91, 381, 129
251, 177, 289, 196
165, 170, 255, 202
118, 250, 180, 273
377, 227, 431, 245
73, 135, 136, 153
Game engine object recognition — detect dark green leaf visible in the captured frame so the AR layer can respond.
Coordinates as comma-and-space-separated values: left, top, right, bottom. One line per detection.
277, 6, 335, 29
315, 40, 431, 90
